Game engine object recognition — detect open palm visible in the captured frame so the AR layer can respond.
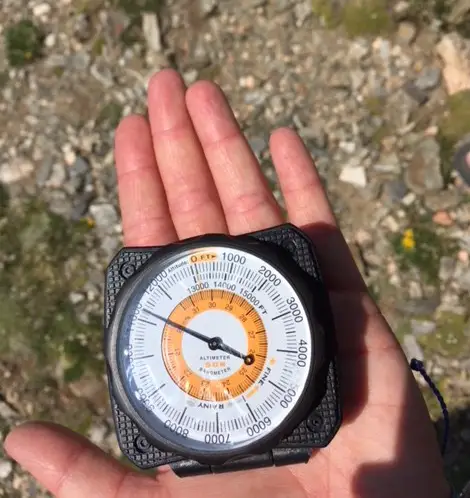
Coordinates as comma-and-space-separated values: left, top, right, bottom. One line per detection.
4, 70, 450, 498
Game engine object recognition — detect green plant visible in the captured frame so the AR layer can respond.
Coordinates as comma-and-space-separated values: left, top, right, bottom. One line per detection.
0, 200, 102, 384
312, 0, 394, 36
96, 101, 123, 129
342, 0, 393, 37
5, 20, 44, 67
437, 90, 470, 181
390, 212, 457, 284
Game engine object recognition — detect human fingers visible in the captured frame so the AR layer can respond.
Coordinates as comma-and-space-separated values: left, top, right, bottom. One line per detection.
270, 127, 367, 292
114, 115, 177, 247
186, 81, 283, 235
4, 422, 305, 498
147, 69, 228, 239
3, 422, 168, 498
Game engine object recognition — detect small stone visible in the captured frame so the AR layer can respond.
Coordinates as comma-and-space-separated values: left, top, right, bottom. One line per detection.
440, 256, 456, 281
397, 22, 417, 45
45, 33, 56, 48
0, 459, 13, 480
408, 280, 423, 299
35, 157, 53, 186
239, 75, 256, 89
411, 319, 437, 336
405, 137, 444, 194
393, 1, 411, 19
385, 89, 418, 129
88, 423, 108, 445
339, 141, 356, 154
248, 136, 267, 158
33, 3, 51, 17
71, 156, 91, 177
382, 179, 408, 205
71, 191, 95, 221
297, 124, 328, 150
350, 69, 367, 91
403, 334, 424, 361
400, 296, 440, 315
348, 40, 370, 60
142, 13, 162, 53
67, 156, 92, 194
45, 190, 73, 218
458, 268, 470, 291
424, 190, 461, 211
91, 61, 114, 88
432, 210, 453, 226
0, 400, 18, 419
183, 69, 198, 85
68, 52, 91, 71
436, 33, 470, 95
330, 71, 350, 91
200, 0, 218, 16
458, 250, 469, 263
243, 90, 267, 106
382, 215, 400, 232
46, 163, 67, 188
69, 291, 84, 304
90, 203, 119, 234
373, 152, 402, 174
403, 81, 429, 105
415, 67, 442, 91
63, 144, 76, 166
401, 192, 416, 206
0, 157, 34, 184
339, 164, 367, 188
294, 0, 312, 27
74, 13, 93, 42
355, 229, 372, 246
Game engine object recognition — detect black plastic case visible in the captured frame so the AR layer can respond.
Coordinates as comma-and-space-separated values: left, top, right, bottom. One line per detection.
104, 224, 342, 474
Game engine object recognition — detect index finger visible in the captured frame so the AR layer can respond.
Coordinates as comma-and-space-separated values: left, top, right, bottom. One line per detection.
114, 115, 178, 247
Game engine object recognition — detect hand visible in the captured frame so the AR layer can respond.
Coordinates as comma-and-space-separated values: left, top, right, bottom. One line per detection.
3, 69, 451, 498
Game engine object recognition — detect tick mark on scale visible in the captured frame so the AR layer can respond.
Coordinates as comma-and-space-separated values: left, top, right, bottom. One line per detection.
134, 354, 155, 360
246, 402, 257, 422
271, 311, 290, 321
277, 349, 297, 354
268, 380, 286, 393
258, 279, 267, 291
148, 383, 166, 398
178, 407, 187, 424
159, 286, 172, 300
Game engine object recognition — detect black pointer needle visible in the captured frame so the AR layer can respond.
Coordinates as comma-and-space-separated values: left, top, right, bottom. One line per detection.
208, 338, 245, 361
144, 310, 254, 365
144, 310, 211, 345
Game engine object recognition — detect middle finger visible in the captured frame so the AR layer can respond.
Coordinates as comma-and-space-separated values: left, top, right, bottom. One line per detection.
147, 69, 228, 239
186, 80, 283, 235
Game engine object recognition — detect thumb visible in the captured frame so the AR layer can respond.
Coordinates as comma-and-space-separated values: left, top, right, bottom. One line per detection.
3, 421, 169, 498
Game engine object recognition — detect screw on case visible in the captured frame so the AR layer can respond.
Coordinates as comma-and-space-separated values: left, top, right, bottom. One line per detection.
307, 414, 323, 432
282, 239, 297, 254
135, 435, 151, 453
120, 262, 135, 278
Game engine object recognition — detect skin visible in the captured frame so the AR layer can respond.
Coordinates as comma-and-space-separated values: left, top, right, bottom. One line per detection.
3, 69, 451, 498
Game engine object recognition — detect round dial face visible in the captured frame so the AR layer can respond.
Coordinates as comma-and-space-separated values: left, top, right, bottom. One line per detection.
116, 245, 313, 455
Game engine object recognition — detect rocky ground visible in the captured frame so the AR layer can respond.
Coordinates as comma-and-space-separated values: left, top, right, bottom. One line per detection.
1, 0, 470, 495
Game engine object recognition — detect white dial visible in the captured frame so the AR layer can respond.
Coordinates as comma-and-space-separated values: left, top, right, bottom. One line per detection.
117, 245, 313, 454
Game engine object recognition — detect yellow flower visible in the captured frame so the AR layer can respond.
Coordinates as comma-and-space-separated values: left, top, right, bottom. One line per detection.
401, 229, 416, 251
84, 216, 95, 228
